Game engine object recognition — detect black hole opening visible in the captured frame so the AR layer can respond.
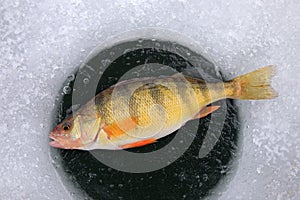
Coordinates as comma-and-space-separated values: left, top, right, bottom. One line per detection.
51, 39, 240, 200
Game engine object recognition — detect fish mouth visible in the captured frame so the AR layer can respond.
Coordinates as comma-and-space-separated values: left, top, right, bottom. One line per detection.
49, 140, 65, 148
49, 133, 65, 149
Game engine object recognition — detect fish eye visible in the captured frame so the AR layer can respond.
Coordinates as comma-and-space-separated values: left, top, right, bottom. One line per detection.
62, 122, 72, 131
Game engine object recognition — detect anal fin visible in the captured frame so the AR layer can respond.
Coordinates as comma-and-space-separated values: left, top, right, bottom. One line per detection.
120, 138, 157, 149
193, 106, 220, 119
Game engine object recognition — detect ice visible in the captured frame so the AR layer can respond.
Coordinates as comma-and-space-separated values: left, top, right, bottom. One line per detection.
0, 0, 299, 199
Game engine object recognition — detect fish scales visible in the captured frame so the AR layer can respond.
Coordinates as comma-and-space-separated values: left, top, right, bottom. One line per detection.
98, 76, 203, 129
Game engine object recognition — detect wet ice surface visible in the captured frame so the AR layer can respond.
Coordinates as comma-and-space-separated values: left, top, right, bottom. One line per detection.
0, 0, 299, 199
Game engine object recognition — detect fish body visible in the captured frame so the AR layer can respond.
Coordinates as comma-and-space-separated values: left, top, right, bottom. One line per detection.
49, 66, 277, 150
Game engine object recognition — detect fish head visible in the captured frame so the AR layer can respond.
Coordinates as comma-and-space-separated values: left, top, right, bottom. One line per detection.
49, 115, 83, 149
49, 112, 102, 149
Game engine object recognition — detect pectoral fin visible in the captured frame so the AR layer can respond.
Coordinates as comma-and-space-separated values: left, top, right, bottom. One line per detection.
120, 138, 157, 149
193, 106, 220, 119
103, 117, 138, 139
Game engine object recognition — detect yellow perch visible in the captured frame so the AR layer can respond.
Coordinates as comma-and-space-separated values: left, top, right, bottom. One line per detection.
49, 66, 277, 150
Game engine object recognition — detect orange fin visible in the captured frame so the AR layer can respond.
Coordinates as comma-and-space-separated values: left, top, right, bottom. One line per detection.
120, 138, 157, 149
193, 106, 220, 119
103, 117, 138, 139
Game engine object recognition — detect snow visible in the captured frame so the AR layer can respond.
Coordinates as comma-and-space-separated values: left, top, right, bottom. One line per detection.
0, 0, 299, 199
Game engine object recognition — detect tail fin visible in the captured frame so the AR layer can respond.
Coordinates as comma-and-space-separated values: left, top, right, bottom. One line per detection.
229, 65, 278, 100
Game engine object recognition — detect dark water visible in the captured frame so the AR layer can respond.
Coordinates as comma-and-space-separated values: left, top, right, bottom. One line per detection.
51, 39, 240, 200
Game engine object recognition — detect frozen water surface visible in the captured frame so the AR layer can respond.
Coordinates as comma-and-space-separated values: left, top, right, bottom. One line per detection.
0, 0, 299, 199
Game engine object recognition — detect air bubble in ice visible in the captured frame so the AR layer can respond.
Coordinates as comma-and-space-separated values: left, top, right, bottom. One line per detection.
101, 59, 111, 67
67, 74, 75, 81
63, 86, 72, 94
83, 78, 89, 84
